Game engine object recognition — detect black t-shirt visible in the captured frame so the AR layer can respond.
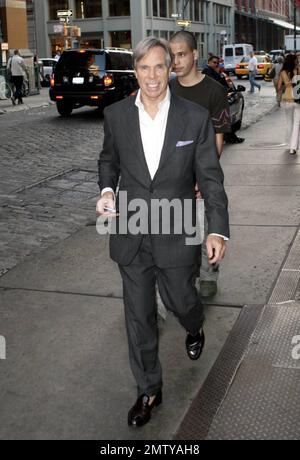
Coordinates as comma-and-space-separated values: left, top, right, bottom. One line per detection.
169, 75, 231, 134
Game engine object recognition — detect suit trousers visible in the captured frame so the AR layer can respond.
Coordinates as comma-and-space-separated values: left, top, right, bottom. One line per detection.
118, 235, 204, 397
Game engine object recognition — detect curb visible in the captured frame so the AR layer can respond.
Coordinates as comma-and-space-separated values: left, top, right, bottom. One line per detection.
0, 101, 54, 115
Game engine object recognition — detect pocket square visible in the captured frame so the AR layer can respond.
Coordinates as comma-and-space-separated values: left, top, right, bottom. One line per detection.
176, 140, 194, 147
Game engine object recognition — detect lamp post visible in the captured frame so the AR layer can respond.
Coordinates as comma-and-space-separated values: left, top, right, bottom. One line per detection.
294, 0, 297, 52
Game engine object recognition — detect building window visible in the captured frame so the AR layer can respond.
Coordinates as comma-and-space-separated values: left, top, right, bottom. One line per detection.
49, 0, 68, 21
216, 5, 227, 25
75, 1, 102, 19
109, 0, 130, 16
110, 31, 131, 48
160, 30, 168, 39
194, 0, 204, 22
168, 0, 174, 16
159, 0, 167, 17
153, 0, 158, 17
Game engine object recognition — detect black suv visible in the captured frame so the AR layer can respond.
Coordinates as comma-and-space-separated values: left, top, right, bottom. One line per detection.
49, 48, 138, 116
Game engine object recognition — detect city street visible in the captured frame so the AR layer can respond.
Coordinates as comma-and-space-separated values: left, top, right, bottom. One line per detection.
1, 78, 300, 440
0, 79, 277, 276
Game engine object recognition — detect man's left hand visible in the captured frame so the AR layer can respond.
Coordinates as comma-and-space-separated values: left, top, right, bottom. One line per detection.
206, 235, 226, 265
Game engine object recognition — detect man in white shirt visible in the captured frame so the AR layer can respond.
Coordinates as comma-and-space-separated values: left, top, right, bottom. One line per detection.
248, 52, 261, 93
96, 37, 229, 427
7, 49, 27, 105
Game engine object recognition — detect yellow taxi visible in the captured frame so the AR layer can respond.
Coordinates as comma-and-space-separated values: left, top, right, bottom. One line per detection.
235, 55, 272, 80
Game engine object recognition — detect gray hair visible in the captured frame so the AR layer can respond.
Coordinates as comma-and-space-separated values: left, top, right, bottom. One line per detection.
170, 31, 197, 51
133, 36, 172, 69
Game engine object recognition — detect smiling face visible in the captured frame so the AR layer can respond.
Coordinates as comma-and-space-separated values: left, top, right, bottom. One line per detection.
170, 39, 198, 78
135, 45, 171, 104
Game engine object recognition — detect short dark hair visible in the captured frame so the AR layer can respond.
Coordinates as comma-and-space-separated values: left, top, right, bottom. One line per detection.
169, 30, 197, 51
208, 55, 219, 63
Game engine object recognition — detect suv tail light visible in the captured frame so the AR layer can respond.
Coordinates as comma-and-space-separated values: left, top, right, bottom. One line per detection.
50, 75, 55, 87
236, 64, 240, 69
258, 64, 264, 69
103, 74, 113, 87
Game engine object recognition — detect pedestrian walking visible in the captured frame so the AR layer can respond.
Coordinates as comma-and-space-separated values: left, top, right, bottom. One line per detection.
248, 52, 261, 93
202, 55, 229, 88
96, 37, 229, 427
7, 50, 27, 105
270, 56, 284, 106
278, 53, 300, 155
169, 30, 230, 298
202, 53, 245, 144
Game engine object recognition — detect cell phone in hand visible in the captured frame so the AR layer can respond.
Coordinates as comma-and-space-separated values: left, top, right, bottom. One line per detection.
104, 206, 116, 213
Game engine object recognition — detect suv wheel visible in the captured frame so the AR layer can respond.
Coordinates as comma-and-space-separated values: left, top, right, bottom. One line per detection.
56, 101, 73, 117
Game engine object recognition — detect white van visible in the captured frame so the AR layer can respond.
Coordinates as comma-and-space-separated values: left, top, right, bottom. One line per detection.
223, 44, 253, 74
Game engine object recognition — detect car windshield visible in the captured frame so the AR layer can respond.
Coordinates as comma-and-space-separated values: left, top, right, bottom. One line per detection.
56, 51, 106, 76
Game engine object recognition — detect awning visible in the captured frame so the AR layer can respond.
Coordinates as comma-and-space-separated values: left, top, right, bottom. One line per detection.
269, 17, 300, 32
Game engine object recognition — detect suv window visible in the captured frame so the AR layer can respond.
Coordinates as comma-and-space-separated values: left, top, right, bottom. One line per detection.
121, 53, 134, 70
56, 51, 106, 75
106, 52, 126, 70
225, 48, 233, 57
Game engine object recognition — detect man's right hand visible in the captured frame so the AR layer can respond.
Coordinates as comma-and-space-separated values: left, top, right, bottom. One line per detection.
96, 192, 118, 217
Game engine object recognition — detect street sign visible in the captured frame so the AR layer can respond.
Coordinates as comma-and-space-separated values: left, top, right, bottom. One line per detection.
171, 13, 181, 18
57, 9, 73, 18
177, 19, 191, 27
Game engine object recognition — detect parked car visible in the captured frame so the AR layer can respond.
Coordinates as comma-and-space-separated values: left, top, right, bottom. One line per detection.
269, 49, 285, 62
39, 58, 58, 87
49, 48, 138, 116
235, 55, 272, 80
225, 75, 245, 133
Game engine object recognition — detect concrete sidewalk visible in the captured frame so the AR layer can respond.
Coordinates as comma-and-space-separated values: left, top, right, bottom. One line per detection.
0, 106, 299, 439
0, 88, 53, 114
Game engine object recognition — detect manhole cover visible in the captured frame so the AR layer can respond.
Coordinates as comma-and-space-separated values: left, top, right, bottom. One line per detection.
249, 142, 286, 150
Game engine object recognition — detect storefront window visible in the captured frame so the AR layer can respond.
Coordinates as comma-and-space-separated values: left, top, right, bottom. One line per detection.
49, 0, 68, 21
75, 0, 102, 18
109, 0, 130, 16
110, 31, 131, 49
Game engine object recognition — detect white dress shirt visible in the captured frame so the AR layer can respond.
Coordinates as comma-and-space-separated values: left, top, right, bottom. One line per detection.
101, 87, 170, 194
248, 56, 258, 73
135, 87, 170, 179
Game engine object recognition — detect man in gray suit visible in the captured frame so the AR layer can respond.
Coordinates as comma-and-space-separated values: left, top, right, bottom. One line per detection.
96, 37, 229, 428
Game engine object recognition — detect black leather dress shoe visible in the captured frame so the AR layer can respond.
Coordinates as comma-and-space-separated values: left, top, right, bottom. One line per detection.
186, 329, 205, 360
128, 390, 162, 427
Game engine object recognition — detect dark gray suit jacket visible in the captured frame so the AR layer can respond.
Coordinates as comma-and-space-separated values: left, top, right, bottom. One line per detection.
98, 92, 229, 268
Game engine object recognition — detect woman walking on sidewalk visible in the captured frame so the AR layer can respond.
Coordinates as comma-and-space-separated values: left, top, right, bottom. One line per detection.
278, 53, 300, 155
